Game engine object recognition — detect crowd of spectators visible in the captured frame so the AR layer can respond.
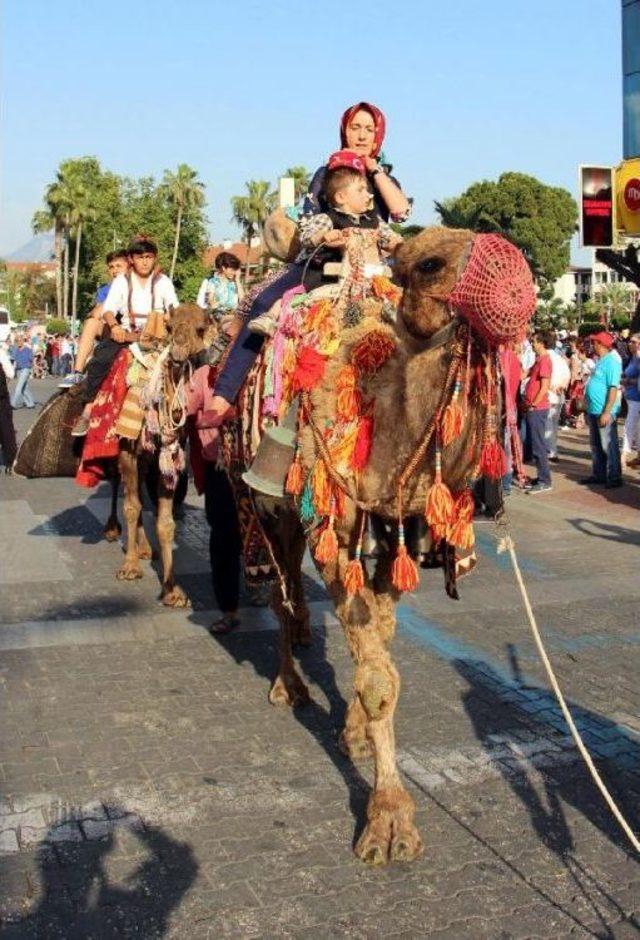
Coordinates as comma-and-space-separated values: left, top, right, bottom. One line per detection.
510, 326, 639, 494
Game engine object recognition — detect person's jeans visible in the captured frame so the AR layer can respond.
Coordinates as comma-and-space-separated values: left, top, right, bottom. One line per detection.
622, 399, 640, 453
545, 394, 564, 457
11, 368, 35, 408
525, 408, 551, 485
588, 413, 622, 484
214, 265, 304, 403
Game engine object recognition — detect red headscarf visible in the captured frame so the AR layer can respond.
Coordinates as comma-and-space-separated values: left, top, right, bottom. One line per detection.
340, 102, 386, 159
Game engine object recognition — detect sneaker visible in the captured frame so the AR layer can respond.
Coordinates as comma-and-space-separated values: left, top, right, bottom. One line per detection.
548, 455, 560, 464
247, 314, 277, 337
71, 414, 90, 437
577, 476, 605, 486
58, 372, 84, 389
527, 482, 553, 495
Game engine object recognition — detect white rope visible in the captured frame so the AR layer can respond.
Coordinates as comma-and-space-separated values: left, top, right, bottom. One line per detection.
498, 533, 640, 854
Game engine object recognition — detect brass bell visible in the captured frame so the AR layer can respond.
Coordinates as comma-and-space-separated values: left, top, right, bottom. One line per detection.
242, 402, 299, 498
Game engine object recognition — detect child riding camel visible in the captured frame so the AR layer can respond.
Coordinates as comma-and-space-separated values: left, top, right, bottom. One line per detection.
72, 235, 178, 437
249, 151, 402, 337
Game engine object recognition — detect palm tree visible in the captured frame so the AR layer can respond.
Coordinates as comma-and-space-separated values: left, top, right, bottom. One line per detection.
231, 180, 276, 282
161, 164, 206, 280
31, 179, 72, 319
66, 180, 98, 333
283, 166, 310, 201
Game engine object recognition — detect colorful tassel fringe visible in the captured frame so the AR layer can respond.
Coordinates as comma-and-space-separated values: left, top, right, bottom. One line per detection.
425, 450, 455, 528
441, 382, 464, 446
353, 415, 374, 471
391, 524, 419, 592
285, 456, 304, 496
315, 516, 338, 564
479, 439, 508, 481
344, 558, 365, 596
336, 366, 361, 421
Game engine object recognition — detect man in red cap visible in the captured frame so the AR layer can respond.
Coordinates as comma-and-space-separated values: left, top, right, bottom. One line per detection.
579, 331, 623, 488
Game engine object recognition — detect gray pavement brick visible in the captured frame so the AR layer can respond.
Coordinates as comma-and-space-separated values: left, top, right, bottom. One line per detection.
1, 394, 640, 935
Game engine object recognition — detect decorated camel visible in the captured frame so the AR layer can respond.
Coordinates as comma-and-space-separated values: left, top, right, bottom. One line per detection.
15, 303, 210, 607
226, 225, 535, 865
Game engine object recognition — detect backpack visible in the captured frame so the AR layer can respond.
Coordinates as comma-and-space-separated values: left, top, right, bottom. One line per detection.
550, 351, 571, 391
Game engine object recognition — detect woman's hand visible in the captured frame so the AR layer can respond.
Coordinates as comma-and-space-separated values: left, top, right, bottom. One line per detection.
364, 157, 380, 174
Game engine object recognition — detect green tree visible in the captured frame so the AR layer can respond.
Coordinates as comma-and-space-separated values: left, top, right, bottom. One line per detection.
434, 172, 577, 284
283, 166, 310, 201
231, 180, 276, 282
595, 244, 640, 328
160, 164, 206, 280
391, 223, 423, 239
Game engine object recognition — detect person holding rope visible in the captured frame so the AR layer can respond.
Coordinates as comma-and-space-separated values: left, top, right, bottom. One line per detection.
71, 235, 178, 437
206, 101, 411, 423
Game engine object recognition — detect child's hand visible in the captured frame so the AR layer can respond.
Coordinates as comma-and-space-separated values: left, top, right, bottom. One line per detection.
322, 230, 347, 247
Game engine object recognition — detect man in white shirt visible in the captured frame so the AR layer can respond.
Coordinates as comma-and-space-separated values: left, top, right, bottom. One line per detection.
72, 235, 178, 437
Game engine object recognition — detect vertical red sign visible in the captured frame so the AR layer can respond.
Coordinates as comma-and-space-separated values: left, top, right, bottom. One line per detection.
579, 165, 614, 248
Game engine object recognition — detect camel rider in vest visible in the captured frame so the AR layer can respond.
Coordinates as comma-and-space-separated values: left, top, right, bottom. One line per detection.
72, 235, 179, 437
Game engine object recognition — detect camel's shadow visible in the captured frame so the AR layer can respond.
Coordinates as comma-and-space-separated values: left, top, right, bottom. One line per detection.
193, 613, 371, 845
1, 804, 197, 938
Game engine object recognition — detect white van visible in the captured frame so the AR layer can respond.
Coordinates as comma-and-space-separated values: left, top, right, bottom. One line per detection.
0, 308, 16, 343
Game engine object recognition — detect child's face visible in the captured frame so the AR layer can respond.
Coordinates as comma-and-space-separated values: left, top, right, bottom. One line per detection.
108, 258, 129, 279
335, 177, 371, 216
130, 252, 156, 278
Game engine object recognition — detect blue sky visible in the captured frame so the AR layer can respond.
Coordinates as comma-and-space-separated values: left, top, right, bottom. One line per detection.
1, 0, 622, 259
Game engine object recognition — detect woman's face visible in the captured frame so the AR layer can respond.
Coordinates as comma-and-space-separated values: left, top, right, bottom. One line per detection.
344, 109, 376, 158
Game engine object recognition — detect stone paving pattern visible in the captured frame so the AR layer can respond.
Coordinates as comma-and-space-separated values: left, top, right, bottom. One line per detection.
0, 377, 639, 938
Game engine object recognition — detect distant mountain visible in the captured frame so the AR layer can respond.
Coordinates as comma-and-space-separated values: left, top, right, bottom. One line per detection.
4, 232, 55, 263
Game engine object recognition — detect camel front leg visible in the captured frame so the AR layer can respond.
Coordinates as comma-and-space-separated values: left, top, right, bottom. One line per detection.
103, 469, 122, 542
116, 445, 143, 580
317, 534, 423, 865
157, 483, 189, 608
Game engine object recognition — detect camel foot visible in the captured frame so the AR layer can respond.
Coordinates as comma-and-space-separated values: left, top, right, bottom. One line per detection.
355, 789, 423, 866
161, 585, 191, 608
268, 671, 311, 708
137, 545, 153, 560
338, 728, 373, 762
104, 521, 122, 542
116, 561, 143, 581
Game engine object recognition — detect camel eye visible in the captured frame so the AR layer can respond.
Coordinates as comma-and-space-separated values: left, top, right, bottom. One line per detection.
416, 257, 446, 276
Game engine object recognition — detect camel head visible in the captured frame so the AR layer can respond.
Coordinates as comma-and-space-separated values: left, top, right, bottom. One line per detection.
394, 227, 535, 345
165, 303, 209, 365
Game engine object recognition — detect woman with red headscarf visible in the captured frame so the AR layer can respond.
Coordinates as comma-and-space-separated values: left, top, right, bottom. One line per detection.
209, 101, 410, 417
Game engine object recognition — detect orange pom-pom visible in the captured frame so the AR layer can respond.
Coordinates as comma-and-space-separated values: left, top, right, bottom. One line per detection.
391, 544, 419, 592
315, 523, 339, 564
425, 479, 455, 528
454, 489, 475, 523
336, 366, 361, 421
441, 399, 464, 446
344, 558, 365, 596
292, 346, 327, 392
351, 330, 396, 374
285, 458, 304, 496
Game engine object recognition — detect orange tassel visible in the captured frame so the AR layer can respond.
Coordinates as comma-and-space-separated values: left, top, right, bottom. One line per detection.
391, 524, 419, 592
285, 457, 303, 496
336, 366, 361, 421
425, 449, 455, 529
441, 397, 464, 446
315, 520, 339, 564
479, 440, 507, 481
312, 460, 333, 515
448, 517, 475, 549
344, 558, 365, 596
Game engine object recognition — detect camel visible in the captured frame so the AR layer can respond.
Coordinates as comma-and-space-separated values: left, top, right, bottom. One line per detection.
229, 225, 535, 865
113, 303, 211, 607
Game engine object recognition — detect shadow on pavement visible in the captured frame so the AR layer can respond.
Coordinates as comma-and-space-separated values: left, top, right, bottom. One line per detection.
450, 649, 640, 936
192, 616, 370, 846
1, 804, 198, 938
567, 517, 640, 545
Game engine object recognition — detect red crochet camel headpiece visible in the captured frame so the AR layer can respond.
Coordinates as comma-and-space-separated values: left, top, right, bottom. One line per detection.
448, 234, 536, 345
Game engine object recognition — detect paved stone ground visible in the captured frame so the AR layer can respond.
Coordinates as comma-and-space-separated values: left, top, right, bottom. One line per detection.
1, 376, 639, 938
